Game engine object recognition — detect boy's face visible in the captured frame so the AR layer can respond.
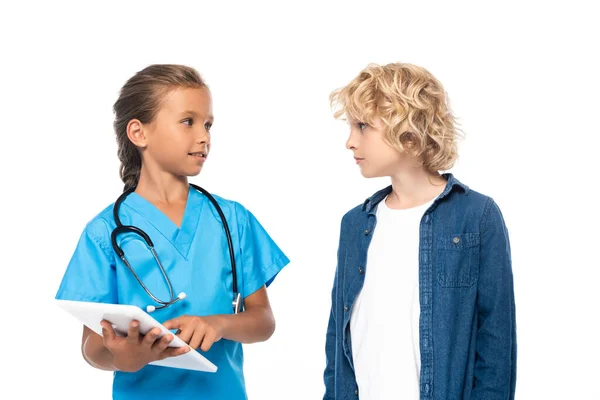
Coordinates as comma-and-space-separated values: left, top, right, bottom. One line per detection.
345, 116, 409, 178
142, 87, 214, 178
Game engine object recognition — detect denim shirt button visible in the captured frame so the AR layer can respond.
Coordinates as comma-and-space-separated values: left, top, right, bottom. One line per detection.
344, 305, 349, 312
354, 389, 359, 396
364, 229, 370, 235
359, 267, 364, 275
453, 236, 460, 244
425, 383, 430, 393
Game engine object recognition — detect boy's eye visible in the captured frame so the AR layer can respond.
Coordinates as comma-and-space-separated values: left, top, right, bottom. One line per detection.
183, 118, 193, 126
357, 122, 368, 131
205, 122, 212, 131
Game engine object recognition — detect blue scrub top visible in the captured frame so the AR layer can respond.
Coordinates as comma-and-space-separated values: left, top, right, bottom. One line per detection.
55, 187, 290, 400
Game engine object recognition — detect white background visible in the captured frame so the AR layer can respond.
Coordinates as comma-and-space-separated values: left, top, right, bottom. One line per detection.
1, 1, 599, 399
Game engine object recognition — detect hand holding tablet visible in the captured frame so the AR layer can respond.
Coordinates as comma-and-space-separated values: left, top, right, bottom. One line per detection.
56, 299, 218, 373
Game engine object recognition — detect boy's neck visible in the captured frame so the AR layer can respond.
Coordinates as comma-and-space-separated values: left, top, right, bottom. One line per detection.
386, 168, 447, 210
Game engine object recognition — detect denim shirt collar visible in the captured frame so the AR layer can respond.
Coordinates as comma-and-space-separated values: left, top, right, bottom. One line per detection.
361, 173, 470, 215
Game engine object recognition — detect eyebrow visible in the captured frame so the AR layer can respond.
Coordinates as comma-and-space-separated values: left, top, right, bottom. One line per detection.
180, 110, 214, 121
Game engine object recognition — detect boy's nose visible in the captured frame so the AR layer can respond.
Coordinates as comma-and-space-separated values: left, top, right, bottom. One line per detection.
346, 133, 357, 150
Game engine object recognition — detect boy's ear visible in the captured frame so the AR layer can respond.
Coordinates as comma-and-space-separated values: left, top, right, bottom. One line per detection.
126, 119, 148, 148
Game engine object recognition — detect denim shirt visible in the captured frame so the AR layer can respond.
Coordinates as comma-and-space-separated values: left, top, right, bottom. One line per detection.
323, 174, 517, 400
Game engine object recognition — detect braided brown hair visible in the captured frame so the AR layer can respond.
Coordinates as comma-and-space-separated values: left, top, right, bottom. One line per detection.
113, 64, 208, 191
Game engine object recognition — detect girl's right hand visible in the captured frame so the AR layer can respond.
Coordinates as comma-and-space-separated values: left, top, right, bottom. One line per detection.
100, 320, 190, 372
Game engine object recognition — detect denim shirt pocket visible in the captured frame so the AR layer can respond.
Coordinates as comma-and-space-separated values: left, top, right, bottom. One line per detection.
435, 232, 480, 288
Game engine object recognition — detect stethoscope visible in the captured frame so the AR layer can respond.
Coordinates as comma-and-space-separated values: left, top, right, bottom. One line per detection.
110, 183, 242, 315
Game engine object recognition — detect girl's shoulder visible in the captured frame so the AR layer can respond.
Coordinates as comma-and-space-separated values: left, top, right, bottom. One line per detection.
193, 190, 254, 226
75, 202, 117, 242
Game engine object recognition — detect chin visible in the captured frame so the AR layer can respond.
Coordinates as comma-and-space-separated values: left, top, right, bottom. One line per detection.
183, 167, 203, 177
360, 168, 385, 179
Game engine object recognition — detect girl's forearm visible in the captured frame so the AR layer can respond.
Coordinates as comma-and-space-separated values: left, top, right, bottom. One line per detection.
82, 330, 118, 371
218, 306, 275, 343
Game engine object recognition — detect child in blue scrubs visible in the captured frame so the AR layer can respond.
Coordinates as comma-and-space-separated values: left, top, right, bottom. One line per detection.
55, 64, 290, 400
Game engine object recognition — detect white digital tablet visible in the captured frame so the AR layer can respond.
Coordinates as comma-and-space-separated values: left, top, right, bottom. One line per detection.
56, 299, 217, 373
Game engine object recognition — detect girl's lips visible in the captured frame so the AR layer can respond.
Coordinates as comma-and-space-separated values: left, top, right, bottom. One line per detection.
189, 153, 207, 162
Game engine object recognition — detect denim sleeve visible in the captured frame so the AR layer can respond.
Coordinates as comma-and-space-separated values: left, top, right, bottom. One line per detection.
323, 299, 336, 400
324, 218, 345, 400
472, 198, 517, 399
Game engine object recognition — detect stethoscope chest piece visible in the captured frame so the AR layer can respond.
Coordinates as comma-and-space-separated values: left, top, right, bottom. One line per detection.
233, 292, 242, 314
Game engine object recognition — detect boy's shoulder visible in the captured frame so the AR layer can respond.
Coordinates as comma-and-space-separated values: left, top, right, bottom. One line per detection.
340, 175, 497, 225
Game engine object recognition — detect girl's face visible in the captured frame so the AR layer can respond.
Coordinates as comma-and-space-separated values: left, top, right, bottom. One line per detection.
346, 116, 411, 178
141, 87, 213, 178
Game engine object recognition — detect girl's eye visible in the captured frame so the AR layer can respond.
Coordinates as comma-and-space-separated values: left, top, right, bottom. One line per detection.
358, 122, 368, 131
183, 118, 194, 126
205, 122, 212, 132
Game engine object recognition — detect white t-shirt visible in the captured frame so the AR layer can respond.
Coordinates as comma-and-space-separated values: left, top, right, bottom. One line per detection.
350, 196, 433, 400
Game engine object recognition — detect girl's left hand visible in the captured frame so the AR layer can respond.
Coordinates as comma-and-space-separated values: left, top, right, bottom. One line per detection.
162, 315, 227, 352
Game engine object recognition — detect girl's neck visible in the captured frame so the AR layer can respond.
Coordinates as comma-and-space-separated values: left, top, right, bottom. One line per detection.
134, 166, 189, 204
386, 167, 447, 210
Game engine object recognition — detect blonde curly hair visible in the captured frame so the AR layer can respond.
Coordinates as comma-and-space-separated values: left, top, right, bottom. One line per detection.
330, 62, 462, 173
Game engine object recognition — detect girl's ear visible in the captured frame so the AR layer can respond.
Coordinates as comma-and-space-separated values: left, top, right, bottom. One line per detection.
126, 119, 148, 148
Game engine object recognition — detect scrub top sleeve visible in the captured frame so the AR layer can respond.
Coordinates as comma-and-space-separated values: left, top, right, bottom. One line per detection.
55, 219, 118, 303
238, 207, 290, 299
